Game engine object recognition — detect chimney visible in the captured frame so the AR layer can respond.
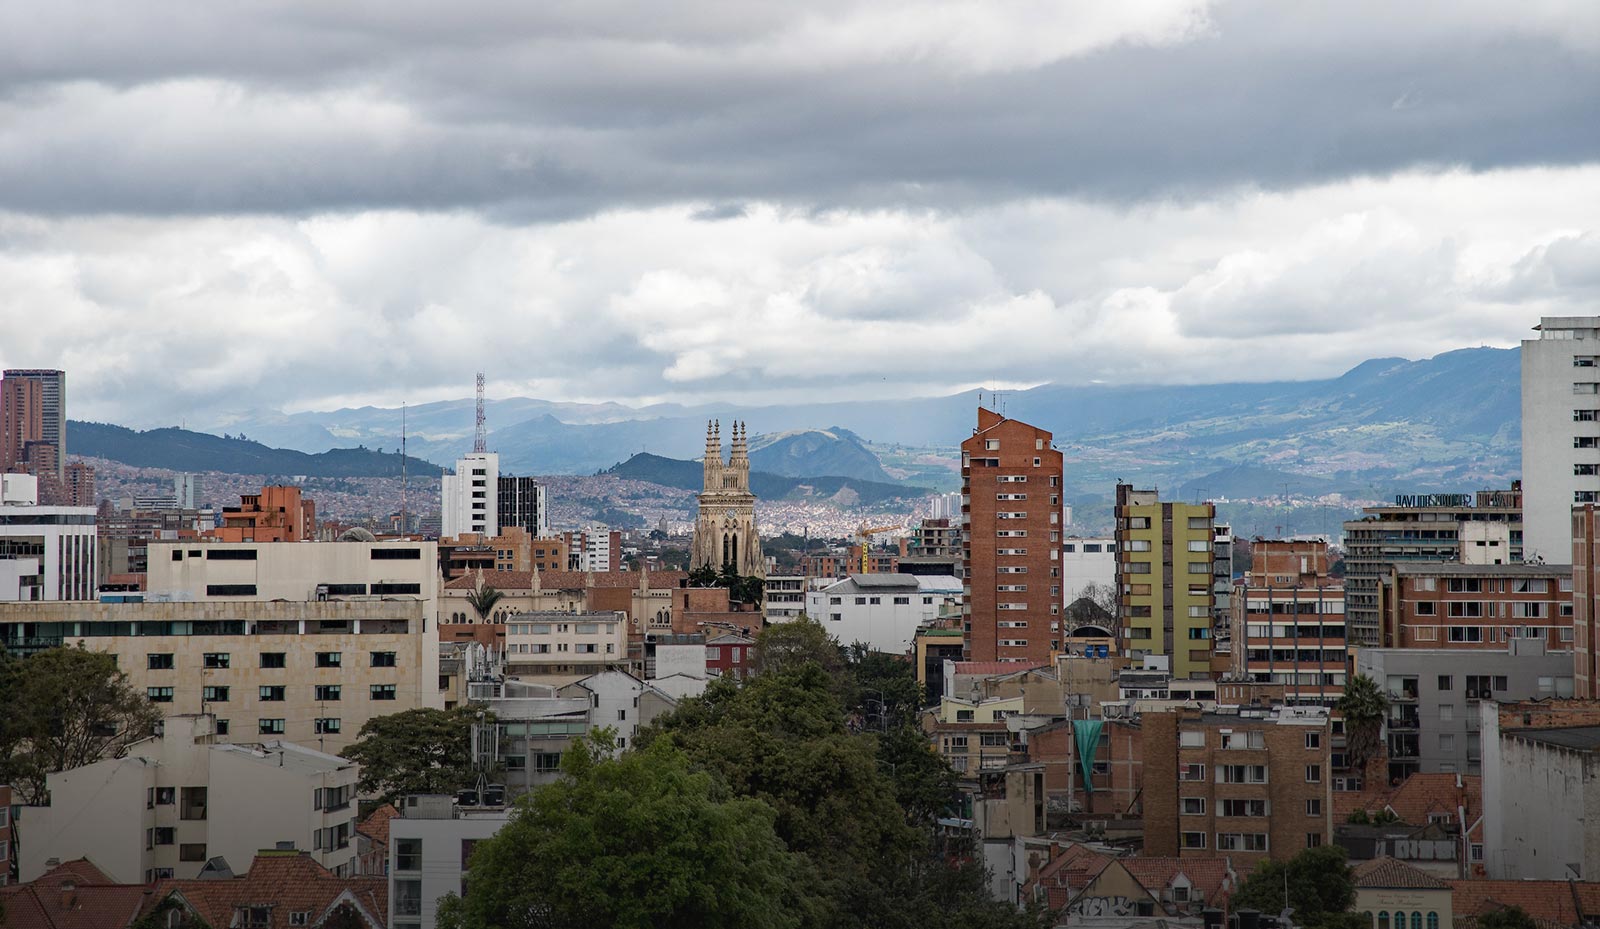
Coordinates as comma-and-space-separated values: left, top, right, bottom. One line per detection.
59, 879, 77, 910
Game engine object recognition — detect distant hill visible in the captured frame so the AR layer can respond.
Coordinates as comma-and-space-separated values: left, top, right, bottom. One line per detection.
607, 453, 926, 505
748, 427, 891, 482
69, 421, 444, 477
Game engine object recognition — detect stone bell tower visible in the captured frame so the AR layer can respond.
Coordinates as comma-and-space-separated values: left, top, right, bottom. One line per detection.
690, 420, 764, 577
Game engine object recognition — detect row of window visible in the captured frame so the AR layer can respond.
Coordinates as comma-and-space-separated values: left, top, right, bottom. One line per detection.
507, 642, 613, 655
1178, 731, 1323, 750
828, 595, 937, 606
507, 622, 617, 635
1180, 832, 1300, 852
1182, 797, 1323, 816
149, 684, 395, 703
148, 651, 397, 670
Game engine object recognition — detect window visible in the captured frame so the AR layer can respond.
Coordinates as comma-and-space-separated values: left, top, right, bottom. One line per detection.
1181, 832, 1207, 849
205, 584, 257, 596
315, 718, 341, 734
371, 651, 397, 667
1179, 764, 1206, 781
259, 685, 286, 702
260, 652, 286, 669
1305, 764, 1322, 783
1216, 833, 1268, 852
215, 719, 230, 736
181, 786, 207, 820
1439, 734, 1455, 752
147, 653, 174, 670
1306, 798, 1322, 816
180, 844, 207, 862
155, 786, 175, 805
1220, 731, 1265, 750
259, 718, 285, 735
1218, 765, 1267, 783
203, 652, 231, 669
1220, 799, 1268, 817
314, 685, 341, 701
153, 827, 175, 845
371, 547, 423, 560
396, 838, 423, 871
1437, 675, 1452, 691
203, 685, 229, 702
289, 913, 310, 927
204, 548, 258, 561
956, 710, 975, 723
372, 582, 422, 595
1448, 626, 1483, 642
1415, 602, 1436, 616
147, 686, 174, 703
371, 684, 398, 700
315, 652, 342, 668
1181, 797, 1206, 815
1307, 833, 1324, 848
1305, 732, 1321, 749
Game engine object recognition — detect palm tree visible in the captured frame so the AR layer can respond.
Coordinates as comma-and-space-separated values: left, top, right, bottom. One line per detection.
1338, 673, 1389, 778
466, 584, 506, 623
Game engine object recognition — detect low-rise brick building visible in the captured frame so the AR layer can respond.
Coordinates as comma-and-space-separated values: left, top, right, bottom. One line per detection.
1143, 705, 1334, 868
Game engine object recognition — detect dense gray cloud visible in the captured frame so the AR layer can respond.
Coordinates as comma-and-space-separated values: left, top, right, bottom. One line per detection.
0, 1, 1596, 216
0, 1, 1597, 428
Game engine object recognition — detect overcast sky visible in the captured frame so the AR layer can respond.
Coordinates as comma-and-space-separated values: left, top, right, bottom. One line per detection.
2, 0, 1598, 428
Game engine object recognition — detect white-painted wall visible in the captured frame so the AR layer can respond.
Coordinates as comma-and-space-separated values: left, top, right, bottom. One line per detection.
1061, 538, 1116, 606
805, 576, 961, 654
441, 452, 500, 538
1523, 317, 1600, 564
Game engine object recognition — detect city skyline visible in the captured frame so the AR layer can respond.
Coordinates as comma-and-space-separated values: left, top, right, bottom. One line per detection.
1, 3, 1597, 426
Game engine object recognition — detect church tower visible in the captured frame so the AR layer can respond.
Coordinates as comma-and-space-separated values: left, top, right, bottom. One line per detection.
691, 420, 764, 577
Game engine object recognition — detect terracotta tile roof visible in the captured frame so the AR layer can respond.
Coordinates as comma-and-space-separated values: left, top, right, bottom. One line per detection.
443, 569, 686, 591
144, 851, 387, 929
1123, 856, 1236, 907
1342, 773, 1483, 840
1447, 879, 1600, 929
1024, 844, 1117, 910
0, 860, 149, 929
356, 803, 398, 848
1353, 858, 1451, 890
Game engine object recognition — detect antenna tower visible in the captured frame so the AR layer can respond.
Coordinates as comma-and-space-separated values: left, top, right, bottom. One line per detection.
474, 373, 487, 453
400, 402, 408, 535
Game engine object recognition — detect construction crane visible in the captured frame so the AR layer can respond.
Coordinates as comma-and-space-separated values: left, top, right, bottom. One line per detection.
857, 523, 903, 574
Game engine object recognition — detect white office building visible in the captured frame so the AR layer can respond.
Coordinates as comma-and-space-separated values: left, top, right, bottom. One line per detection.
1523, 316, 1600, 563
1061, 537, 1116, 608
389, 795, 512, 929
0, 474, 96, 601
805, 574, 962, 654
441, 452, 500, 538
22, 715, 361, 883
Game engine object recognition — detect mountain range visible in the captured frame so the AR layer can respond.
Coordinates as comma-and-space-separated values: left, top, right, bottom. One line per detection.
77, 346, 1522, 508
69, 421, 444, 478
607, 453, 919, 505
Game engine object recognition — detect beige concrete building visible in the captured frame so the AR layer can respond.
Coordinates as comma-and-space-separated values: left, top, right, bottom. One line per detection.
0, 599, 440, 752
21, 715, 361, 884
146, 539, 438, 609
505, 610, 632, 685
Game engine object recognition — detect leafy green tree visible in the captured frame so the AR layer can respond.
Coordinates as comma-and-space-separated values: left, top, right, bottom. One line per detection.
844, 644, 923, 724
1232, 845, 1356, 925
1477, 907, 1539, 929
340, 707, 485, 805
436, 736, 802, 929
688, 563, 720, 587
1338, 674, 1389, 776
464, 583, 505, 622
0, 645, 161, 802
874, 724, 957, 825
753, 617, 845, 678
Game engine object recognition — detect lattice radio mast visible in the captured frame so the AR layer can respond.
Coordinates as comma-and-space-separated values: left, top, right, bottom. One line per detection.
474, 373, 487, 454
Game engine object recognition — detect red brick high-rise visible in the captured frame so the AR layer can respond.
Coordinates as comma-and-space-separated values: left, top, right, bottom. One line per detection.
1, 376, 43, 473
962, 407, 1065, 665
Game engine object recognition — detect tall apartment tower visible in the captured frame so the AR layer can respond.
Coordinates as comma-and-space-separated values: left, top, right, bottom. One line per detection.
1, 369, 65, 479
440, 452, 500, 538
961, 408, 1065, 665
0, 375, 42, 473
497, 475, 548, 536
1524, 317, 1600, 564
1115, 484, 1216, 680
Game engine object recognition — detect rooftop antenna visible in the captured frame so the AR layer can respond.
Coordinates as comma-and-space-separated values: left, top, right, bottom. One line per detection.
474, 373, 487, 454
400, 402, 408, 536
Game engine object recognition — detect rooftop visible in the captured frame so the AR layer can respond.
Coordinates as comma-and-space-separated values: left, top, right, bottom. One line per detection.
1504, 725, 1600, 752
1393, 563, 1571, 577
214, 741, 357, 776
1353, 857, 1451, 890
